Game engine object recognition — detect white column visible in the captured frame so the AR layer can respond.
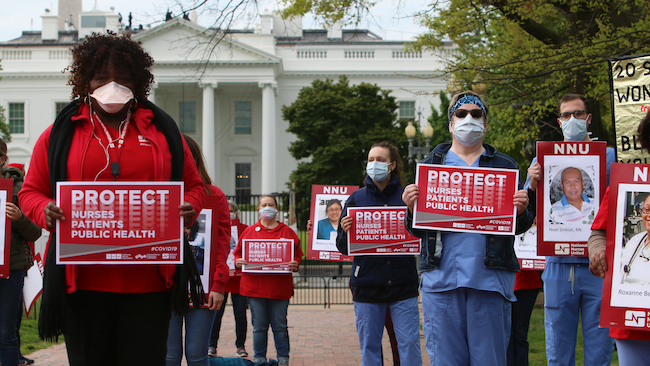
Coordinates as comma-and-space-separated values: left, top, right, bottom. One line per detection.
259, 82, 277, 194
200, 82, 217, 180
148, 83, 158, 104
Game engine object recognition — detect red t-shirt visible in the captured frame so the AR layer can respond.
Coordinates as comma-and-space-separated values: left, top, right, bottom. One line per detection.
75, 115, 167, 293
514, 270, 542, 291
591, 187, 650, 340
233, 221, 303, 300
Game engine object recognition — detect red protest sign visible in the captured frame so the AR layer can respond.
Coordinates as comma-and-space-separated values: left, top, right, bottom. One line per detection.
600, 163, 650, 330
412, 164, 519, 235
0, 178, 13, 278
537, 141, 607, 256
56, 182, 184, 264
307, 184, 358, 262
514, 226, 546, 270
347, 206, 420, 255
242, 238, 294, 273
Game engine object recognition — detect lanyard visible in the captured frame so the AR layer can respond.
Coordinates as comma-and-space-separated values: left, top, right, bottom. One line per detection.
93, 111, 130, 179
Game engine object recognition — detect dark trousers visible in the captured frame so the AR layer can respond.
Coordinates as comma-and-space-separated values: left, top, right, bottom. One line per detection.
64, 290, 172, 366
210, 292, 248, 348
507, 288, 540, 366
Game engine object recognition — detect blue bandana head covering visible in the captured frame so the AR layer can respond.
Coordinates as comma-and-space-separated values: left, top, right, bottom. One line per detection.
448, 94, 487, 121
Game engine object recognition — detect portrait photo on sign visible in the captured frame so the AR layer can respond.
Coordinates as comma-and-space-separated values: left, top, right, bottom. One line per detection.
186, 211, 212, 280
311, 194, 348, 251
611, 185, 650, 308
542, 155, 600, 242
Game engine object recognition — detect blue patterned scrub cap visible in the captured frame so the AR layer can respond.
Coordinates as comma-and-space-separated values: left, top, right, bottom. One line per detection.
448, 94, 487, 121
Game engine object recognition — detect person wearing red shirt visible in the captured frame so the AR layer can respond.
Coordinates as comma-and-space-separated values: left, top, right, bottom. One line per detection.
209, 200, 250, 358
166, 134, 230, 366
18, 33, 206, 366
588, 111, 650, 366
234, 195, 303, 366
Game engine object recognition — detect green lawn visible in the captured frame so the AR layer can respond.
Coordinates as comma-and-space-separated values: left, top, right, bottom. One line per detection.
19, 299, 63, 356
527, 304, 619, 366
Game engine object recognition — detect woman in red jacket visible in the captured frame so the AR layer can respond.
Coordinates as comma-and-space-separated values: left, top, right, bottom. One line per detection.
18, 32, 206, 366
233, 195, 303, 366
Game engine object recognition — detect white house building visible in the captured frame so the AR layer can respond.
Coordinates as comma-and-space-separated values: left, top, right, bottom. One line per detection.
0, 0, 451, 197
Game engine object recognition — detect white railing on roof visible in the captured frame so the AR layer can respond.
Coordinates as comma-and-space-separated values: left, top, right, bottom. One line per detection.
49, 49, 71, 60
2, 50, 32, 61
392, 50, 422, 58
344, 50, 374, 59
297, 50, 327, 59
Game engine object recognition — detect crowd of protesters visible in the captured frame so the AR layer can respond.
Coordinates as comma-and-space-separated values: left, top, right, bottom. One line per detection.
1, 30, 648, 366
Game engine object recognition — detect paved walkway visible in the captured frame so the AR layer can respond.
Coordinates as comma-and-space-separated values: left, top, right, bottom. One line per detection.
24, 304, 430, 366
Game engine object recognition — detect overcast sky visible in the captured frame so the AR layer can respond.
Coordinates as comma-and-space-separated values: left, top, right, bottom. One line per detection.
0, 0, 429, 42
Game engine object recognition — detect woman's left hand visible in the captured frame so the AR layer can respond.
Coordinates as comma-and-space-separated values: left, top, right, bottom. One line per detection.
6, 202, 23, 222
207, 291, 225, 311
179, 202, 196, 225
288, 260, 299, 272
513, 189, 529, 215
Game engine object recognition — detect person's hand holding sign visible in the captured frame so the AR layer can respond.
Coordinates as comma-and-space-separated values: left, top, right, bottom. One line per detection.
402, 184, 419, 212
235, 258, 247, 269
339, 216, 352, 232
288, 260, 299, 272
513, 189, 529, 215
44, 201, 65, 229
527, 162, 541, 191
179, 202, 196, 225
6, 202, 23, 221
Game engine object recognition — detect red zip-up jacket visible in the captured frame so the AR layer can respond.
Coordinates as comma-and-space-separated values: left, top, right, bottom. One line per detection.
19, 103, 206, 294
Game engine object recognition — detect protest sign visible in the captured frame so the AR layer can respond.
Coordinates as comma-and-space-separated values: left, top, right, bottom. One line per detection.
347, 206, 420, 255
56, 182, 184, 264
601, 163, 650, 330
537, 141, 607, 256
227, 218, 241, 277
514, 226, 545, 270
0, 179, 13, 278
307, 184, 357, 262
192, 196, 220, 294
23, 252, 43, 317
242, 238, 294, 273
412, 164, 519, 235
609, 53, 650, 164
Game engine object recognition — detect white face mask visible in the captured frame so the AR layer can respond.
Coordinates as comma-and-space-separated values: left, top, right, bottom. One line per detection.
230, 212, 237, 220
90, 81, 134, 114
453, 115, 485, 147
561, 116, 588, 142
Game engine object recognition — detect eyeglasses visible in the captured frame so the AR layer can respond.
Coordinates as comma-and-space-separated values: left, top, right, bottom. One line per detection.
453, 109, 484, 119
327, 207, 342, 213
559, 110, 588, 121
642, 207, 650, 215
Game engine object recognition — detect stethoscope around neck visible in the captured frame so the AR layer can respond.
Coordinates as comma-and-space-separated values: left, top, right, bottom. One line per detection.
624, 232, 649, 274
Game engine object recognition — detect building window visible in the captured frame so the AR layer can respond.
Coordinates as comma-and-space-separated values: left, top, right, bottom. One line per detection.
179, 101, 196, 133
234, 102, 252, 135
235, 163, 251, 200
399, 101, 416, 120
81, 15, 106, 28
8, 103, 25, 134
55, 102, 68, 116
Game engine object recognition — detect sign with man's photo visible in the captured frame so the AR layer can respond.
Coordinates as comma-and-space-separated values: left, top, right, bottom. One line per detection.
537, 141, 607, 256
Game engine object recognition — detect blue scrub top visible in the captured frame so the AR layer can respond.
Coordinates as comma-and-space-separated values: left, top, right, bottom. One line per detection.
420, 150, 516, 301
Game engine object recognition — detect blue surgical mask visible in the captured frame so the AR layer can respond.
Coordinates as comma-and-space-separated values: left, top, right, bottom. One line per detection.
366, 161, 391, 182
258, 206, 277, 220
561, 116, 588, 141
453, 115, 485, 147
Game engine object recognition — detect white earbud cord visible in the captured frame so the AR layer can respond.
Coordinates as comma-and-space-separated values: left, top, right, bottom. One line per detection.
89, 101, 129, 181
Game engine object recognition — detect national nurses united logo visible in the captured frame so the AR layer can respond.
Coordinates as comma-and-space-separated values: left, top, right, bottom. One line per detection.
555, 243, 570, 255
624, 310, 646, 327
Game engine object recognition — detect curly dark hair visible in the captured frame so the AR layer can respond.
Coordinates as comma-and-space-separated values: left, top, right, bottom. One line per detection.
67, 31, 154, 101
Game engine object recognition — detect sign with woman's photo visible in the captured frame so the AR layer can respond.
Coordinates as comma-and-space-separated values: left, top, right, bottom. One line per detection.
412, 164, 519, 235
0, 179, 13, 278
190, 196, 217, 294
601, 163, 650, 330
228, 219, 241, 277
514, 223, 545, 270
347, 206, 420, 255
307, 184, 358, 262
242, 238, 294, 273
537, 141, 606, 256
55, 181, 184, 264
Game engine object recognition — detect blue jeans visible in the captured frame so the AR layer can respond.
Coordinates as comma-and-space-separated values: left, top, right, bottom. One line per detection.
210, 292, 248, 348
248, 297, 289, 361
615, 339, 650, 366
166, 308, 216, 366
422, 288, 511, 366
354, 297, 422, 366
0, 270, 25, 366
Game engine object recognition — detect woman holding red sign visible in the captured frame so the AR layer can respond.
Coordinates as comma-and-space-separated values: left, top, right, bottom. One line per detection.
336, 141, 422, 366
588, 111, 650, 366
233, 195, 302, 366
402, 91, 533, 366
18, 32, 206, 366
